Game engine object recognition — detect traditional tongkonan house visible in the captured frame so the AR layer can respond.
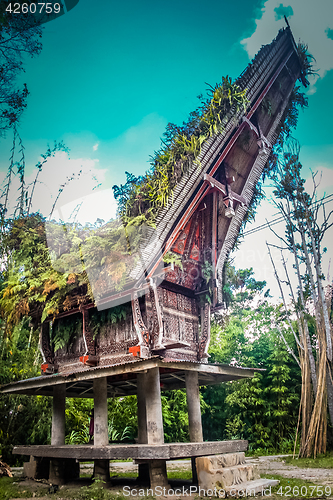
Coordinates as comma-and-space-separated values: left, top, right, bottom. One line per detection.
1, 25, 309, 491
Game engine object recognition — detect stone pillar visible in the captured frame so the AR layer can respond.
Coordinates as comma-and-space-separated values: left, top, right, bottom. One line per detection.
136, 368, 168, 488
49, 384, 66, 485
93, 377, 109, 482
51, 384, 66, 445
185, 371, 203, 484
145, 367, 164, 445
137, 372, 149, 484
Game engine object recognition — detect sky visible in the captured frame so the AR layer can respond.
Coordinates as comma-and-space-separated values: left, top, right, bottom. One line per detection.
0, 0, 333, 300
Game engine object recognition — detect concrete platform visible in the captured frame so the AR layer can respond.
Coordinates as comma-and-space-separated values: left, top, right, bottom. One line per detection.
13, 440, 248, 461
0, 358, 257, 398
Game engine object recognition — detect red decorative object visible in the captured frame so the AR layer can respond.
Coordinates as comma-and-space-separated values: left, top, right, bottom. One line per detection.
129, 345, 141, 357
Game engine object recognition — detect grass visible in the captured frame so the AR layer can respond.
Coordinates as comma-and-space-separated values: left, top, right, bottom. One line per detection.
284, 452, 333, 469
0, 477, 48, 500
262, 474, 332, 499
1, 474, 331, 500
168, 469, 192, 480
108, 470, 192, 480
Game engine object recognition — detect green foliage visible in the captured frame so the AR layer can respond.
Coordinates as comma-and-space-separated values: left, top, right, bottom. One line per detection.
107, 396, 137, 442
0, 318, 52, 465
0, 214, 145, 344
79, 479, 108, 500
222, 262, 267, 310
0, 477, 34, 500
108, 420, 133, 443
65, 429, 90, 444
204, 320, 301, 451
297, 43, 318, 86
0, 3, 42, 136
65, 397, 93, 442
162, 251, 183, 270
203, 265, 301, 452
89, 305, 130, 339
202, 261, 213, 284
162, 390, 189, 442
113, 77, 249, 224
0, 215, 74, 330
285, 451, 333, 468
52, 314, 82, 351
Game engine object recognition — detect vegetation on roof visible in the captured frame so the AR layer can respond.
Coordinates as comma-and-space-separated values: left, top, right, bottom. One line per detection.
113, 77, 250, 225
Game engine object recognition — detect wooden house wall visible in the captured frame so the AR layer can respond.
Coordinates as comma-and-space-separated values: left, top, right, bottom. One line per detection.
159, 288, 199, 361
95, 311, 138, 367
53, 313, 87, 374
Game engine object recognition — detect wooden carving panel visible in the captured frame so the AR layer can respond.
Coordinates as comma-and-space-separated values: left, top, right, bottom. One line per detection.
131, 294, 149, 347
172, 221, 191, 255
198, 303, 211, 361
40, 323, 54, 364
159, 291, 199, 361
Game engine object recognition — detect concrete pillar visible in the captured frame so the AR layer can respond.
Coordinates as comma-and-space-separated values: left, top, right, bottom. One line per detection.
145, 367, 164, 444
94, 377, 108, 446
51, 384, 66, 445
185, 371, 203, 442
93, 377, 109, 482
136, 368, 168, 487
185, 371, 203, 484
137, 373, 148, 444
137, 373, 149, 484
49, 384, 66, 485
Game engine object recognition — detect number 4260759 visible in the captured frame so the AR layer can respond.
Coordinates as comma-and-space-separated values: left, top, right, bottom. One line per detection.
6, 3, 61, 14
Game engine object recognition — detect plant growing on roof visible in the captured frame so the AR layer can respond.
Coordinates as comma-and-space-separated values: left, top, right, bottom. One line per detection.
162, 251, 183, 270
113, 76, 250, 224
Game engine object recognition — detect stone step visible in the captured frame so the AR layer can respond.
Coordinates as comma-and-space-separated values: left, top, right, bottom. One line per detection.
208, 452, 246, 469
218, 464, 260, 487
224, 478, 280, 497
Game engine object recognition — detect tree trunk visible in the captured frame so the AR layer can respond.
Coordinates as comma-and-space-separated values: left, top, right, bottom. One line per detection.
327, 363, 333, 427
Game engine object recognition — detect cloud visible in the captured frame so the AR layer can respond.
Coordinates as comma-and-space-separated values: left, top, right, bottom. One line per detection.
26, 151, 108, 220
326, 27, 333, 40
93, 143, 99, 151
274, 3, 293, 21
0, 113, 167, 225
241, 0, 333, 91
52, 187, 118, 224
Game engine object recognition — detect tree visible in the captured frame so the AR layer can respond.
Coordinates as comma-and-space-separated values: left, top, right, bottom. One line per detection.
267, 138, 333, 457
0, 1, 42, 136
0, 316, 52, 464
202, 266, 301, 452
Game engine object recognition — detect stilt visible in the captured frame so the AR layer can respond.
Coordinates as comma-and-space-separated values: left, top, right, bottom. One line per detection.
93, 377, 109, 482
137, 368, 168, 488
145, 367, 164, 445
185, 371, 203, 484
137, 372, 149, 484
49, 384, 66, 485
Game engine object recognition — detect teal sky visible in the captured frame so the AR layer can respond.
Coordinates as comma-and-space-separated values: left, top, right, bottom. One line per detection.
1, 0, 332, 215
1, 0, 333, 296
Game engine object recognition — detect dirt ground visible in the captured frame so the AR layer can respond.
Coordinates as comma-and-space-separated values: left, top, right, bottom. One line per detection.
246, 456, 333, 487
7, 455, 333, 499
10, 455, 333, 485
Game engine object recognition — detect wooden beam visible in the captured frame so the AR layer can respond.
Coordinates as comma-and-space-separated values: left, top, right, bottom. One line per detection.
13, 440, 248, 460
